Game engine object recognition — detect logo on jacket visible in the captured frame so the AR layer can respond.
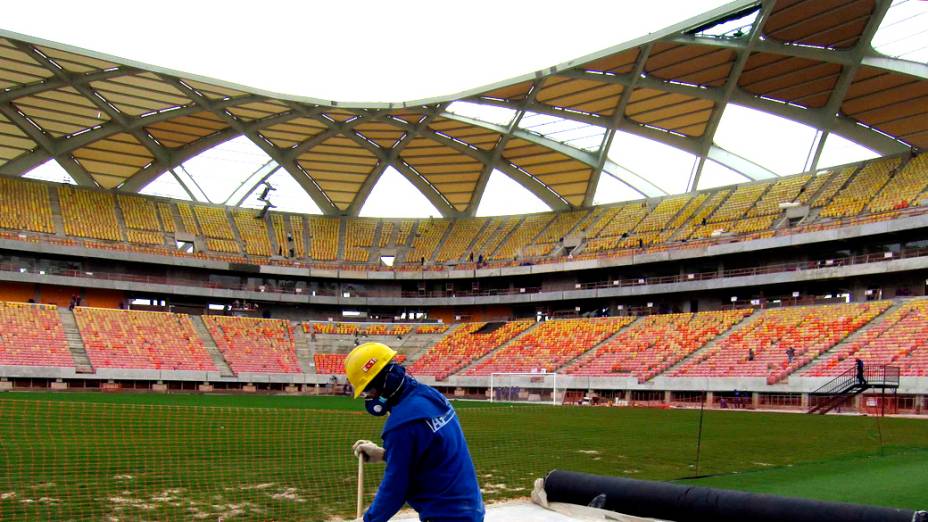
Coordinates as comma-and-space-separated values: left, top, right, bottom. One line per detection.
425, 408, 456, 433
362, 358, 377, 373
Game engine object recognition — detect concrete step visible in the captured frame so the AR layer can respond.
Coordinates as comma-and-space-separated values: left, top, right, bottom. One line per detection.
57, 308, 94, 374
189, 315, 236, 377
291, 322, 314, 373
47, 185, 67, 238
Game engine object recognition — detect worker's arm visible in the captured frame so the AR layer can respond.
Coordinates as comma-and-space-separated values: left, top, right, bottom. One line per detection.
363, 423, 425, 522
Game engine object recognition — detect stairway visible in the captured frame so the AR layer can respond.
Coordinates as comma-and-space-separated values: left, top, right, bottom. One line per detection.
57, 308, 93, 373
47, 187, 67, 238
190, 315, 236, 377
807, 364, 900, 415
291, 322, 314, 373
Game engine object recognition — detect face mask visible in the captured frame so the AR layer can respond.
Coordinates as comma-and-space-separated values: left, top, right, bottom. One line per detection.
363, 364, 406, 417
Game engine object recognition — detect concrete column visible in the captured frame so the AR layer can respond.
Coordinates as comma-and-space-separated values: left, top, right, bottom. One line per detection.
0, 379, 11, 391
198, 383, 214, 392
242, 384, 257, 393
752, 392, 760, 409
664, 390, 672, 404
853, 394, 862, 411
152, 383, 168, 392
801, 393, 810, 409
284, 385, 299, 394
50, 379, 68, 390
454, 387, 466, 397
705, 391, 714, 406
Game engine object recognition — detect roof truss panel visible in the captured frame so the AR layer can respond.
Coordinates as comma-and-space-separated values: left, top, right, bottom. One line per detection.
71, 133, 153, 187
144, 111, 229, 149
503, 138, 592, 205
739, 53, 843, 108
387, 109, 427, 124
0, 111, 37, 164
0, 39, 55, 90
645, 42, 736, 87
579, 48, 641, 75
90, 72, 191, 116
258, 117, 328, 148
624, 88, 715, 136
35, 44, 118, 74
843, 67, 928, 148
297, 136, 380, 209
763, 0, 876, 49
225, 100, 290, 122
322, 110, 359, 123
180, 79, 249, 100
400, 137, 483, 210
354, 122, 406, 149
13, 86, 109, 137
536, 76, 624, 116
479, 80, 534, 103
429, 117, 502, 150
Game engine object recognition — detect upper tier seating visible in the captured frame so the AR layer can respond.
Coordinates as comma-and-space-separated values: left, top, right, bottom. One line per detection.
0, 178, 54, 234
564, 310, 752, 382
309, 217, 339, 261
408, 321, 534, 380
465, 317, 634, 376
671, 302, 890, 383
202, 316, 300, 374
58, 185, 122, 241
306, 322, 413, 336
1, 154, 924, 268
0, 301, 72, 367
74, 307, 216, 371
415, 324, 449, 334
804, 299, 928, 378
314, 352, 407, 375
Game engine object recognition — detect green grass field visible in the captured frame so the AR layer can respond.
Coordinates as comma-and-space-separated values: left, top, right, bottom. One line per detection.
0, 391, 926, 521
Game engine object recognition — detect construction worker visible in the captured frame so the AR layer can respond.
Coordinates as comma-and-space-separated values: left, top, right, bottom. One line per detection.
345, 342, 484, 522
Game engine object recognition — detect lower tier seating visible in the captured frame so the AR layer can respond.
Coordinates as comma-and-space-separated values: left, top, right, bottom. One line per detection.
671, 302, 890, 383
0, 301, 72, 367
464, 317, 634, 376
74, 307, 216, 371
408, 321, 534, 380
564, 310, 752, 382
203, 316, 301, 374
804, 299, 928, 378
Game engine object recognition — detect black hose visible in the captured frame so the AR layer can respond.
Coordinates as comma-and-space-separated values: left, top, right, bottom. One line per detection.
544, 470, 926, 522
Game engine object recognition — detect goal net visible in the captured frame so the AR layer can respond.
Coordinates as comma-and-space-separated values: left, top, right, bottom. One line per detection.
489, 372, 559, 405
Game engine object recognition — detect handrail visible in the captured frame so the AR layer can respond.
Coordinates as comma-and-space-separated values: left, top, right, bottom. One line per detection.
811, 364, 900, 397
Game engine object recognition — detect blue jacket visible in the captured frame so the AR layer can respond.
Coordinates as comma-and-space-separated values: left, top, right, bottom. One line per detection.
364, 379, 484, 522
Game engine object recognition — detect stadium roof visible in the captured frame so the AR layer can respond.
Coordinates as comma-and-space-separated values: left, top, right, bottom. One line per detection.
0, 0, 925, 217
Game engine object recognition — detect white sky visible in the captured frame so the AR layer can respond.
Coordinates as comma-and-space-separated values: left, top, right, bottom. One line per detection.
7, 0, 911, 217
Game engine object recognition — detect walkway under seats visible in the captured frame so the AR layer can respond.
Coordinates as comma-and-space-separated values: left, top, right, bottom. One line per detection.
408, 321, 534, 380
202, 316, 301, 373
0, 301, 72, 367
804, 298, 928, 378
464, 317, 634, 376
564, 310, 752, 382
671, 302, 890, 383
74, 307, 216, 371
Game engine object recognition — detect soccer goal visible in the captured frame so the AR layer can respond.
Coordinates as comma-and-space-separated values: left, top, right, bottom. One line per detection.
489, 372, 559, 405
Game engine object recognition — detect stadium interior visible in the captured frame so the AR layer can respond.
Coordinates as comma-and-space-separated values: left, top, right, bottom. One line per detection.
2, 0, 928, 519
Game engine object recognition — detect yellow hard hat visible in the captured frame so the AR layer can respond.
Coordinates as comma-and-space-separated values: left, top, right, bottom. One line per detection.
344, 342, 397, 399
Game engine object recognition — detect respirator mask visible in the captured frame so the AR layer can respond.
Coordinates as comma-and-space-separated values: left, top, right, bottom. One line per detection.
364, 363, 406, 417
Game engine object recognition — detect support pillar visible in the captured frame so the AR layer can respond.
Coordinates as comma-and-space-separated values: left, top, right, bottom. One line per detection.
198, 383, 214, 392
152, 381, 168, 392
664, 390, 672, 404
0, 378, 11, 391
242, 383, 257, 393
284, 384, 299, 394
801, 393, 810, 409
50, 379, 68, 390
705, 391, 714, 406
752, 392, 760, 409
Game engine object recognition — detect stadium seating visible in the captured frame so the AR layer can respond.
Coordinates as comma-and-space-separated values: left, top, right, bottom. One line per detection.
435, 218, 485, 263
118, 194, 161, 231
379, 222, 394, 248
344, 219, 376, 263
868, 155, 928, 213
820, 158, 899, 218
157, 202, 176, 232
471, 217, 517, 260
0, 178, 55, 234
309, 217, 339, 261
492, 214, 553, 260
289, 215, 306, 257
708, 182, 771, 224
671, 302, 890, 383
176, 203, 200, 234
748, 175, 812, 217
804, 299, 928, 378
415, 324, 449, 334
810, 167, 855, 208
202, 316, 301, 373
408, 321, 534, 380
74, 307, 216, 371
194, 205, 235, 239
564, 310, 752, 382
0, 301, 72, 367
635, 195, 692, 233
465, 317, 634, 376
395, 220, 415, 246
270, 214, 288, 255
405, 219, 449, 263
231, 209, 273, 256
58, 185, 122, 241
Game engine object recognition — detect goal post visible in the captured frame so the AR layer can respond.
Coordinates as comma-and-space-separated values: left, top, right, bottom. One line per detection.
489, 372, 559, 405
